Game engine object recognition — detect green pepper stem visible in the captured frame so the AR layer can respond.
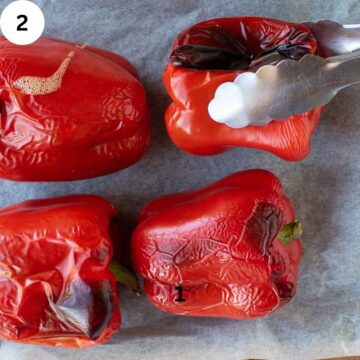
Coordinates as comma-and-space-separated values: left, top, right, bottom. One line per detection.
278, 219, 302, 245
109, 261, 141, 296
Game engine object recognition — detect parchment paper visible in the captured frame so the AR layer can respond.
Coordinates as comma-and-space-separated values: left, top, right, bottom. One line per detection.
0, 0, 359, 359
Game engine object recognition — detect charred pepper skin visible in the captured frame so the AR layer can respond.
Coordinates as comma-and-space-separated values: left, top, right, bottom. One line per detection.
0, 37, 150, 181
0, 195, 120, 348
132, 170, 302, 319
163, 17, 323, 161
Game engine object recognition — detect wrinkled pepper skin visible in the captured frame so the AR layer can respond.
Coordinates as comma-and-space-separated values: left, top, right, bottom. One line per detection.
0, 195, 120, 348
0, 37, 150, 181
163, 17, 323, 161
132, 170, 302, 319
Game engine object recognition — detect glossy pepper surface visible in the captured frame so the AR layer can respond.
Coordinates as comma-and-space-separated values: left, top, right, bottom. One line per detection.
132, 170, 302, 319
0, 37, 150, 181
0, 195, 120, 347
163, 17, 323, 161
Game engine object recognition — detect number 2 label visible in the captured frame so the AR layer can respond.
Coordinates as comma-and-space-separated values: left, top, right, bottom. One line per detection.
16, 15, 28, 31
0, 1, 45, 45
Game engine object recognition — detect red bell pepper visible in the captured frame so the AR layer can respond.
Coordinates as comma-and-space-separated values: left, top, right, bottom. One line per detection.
0, 195, 138, 348
0, 37, 150, 181
163, 17, 323, 161
132, 170, 302, 319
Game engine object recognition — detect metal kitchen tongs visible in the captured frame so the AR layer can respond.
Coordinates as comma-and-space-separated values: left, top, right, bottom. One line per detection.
209, 20, 360, 127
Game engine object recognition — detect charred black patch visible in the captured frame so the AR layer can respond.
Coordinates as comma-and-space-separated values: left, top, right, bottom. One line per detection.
171, 24, 313, 71
57, 278, 114, 340
246, 203, 283, 256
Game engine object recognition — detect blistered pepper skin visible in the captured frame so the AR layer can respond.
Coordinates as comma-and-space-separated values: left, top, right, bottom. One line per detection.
0, 195, 120, 348
132, 170, 302, 319
163, 17, 323, 161
0, 37, 150, 181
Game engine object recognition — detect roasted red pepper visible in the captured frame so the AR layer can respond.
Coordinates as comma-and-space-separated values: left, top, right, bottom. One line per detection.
0, 195, 133, 348
163, 17, 323, 161
0, 37, 150, 181
132, 170, 302, 319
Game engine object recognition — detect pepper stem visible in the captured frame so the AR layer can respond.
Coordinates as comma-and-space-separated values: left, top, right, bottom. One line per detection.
278, 219, 302, 245
109, 261, 141, 296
